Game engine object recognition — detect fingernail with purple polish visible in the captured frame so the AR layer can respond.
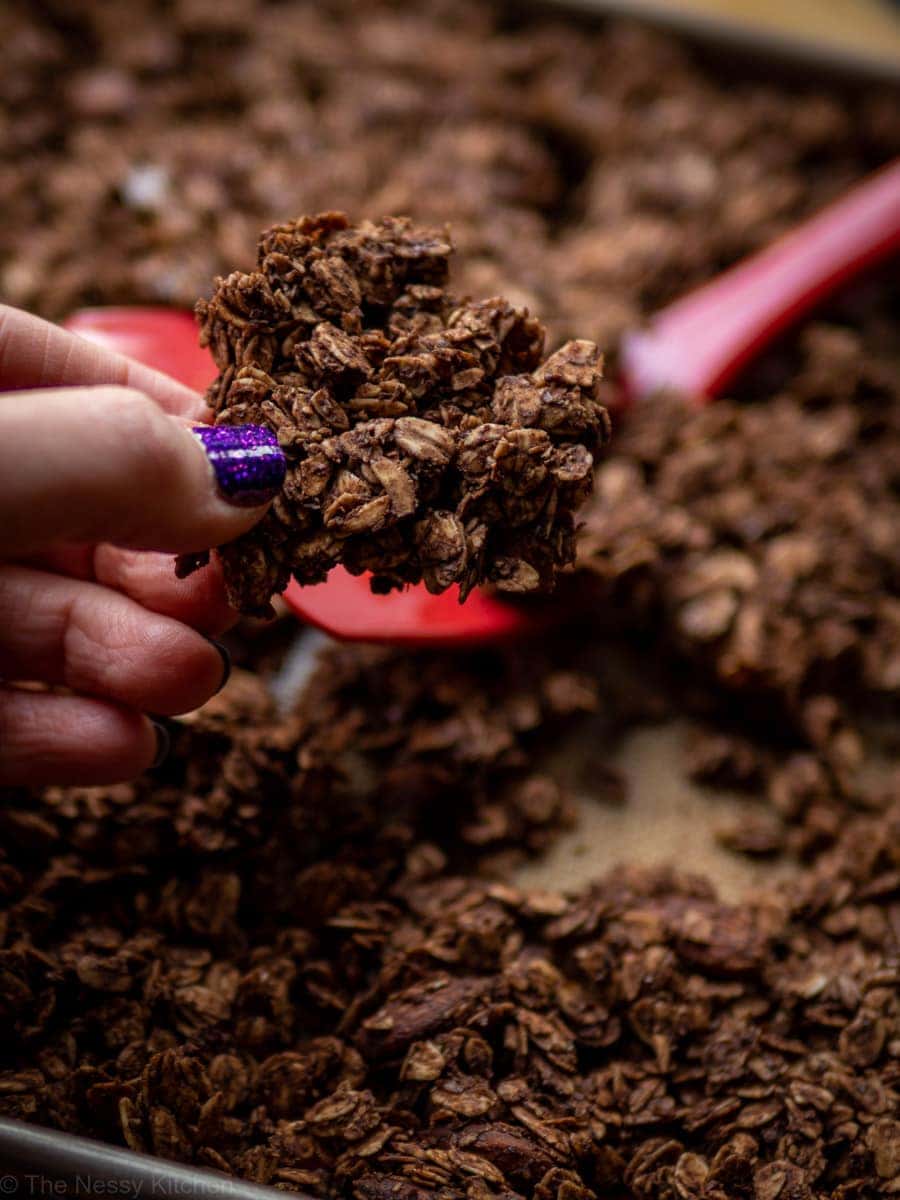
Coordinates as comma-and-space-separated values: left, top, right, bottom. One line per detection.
193, 424, 286, 508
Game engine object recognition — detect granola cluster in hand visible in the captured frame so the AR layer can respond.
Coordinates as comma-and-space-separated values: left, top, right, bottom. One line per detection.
181, 213, 609, 615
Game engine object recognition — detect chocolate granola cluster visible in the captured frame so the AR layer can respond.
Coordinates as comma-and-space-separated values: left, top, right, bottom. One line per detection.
181, 213, 608, 615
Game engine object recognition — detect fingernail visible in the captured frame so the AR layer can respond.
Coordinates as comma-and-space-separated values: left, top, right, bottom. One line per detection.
150, 718, 171, 769
208, 638, 232, 693
192, 423, 286, 508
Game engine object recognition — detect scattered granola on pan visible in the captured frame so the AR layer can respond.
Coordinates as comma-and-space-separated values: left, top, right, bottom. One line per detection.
178, 213, 609, 616
577, 283, 900, 729
1, 641, 899, 1198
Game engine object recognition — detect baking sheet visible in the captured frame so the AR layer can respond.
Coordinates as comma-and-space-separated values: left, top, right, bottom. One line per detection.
542, 0, 900, 82
7, 0, 893, 1187
515, 719, 793, 900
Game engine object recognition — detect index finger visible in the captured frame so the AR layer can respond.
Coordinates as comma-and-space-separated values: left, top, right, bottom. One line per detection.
0, 304, 208, 420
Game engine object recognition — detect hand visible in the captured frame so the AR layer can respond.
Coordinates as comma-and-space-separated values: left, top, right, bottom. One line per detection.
0, 304, 285, 787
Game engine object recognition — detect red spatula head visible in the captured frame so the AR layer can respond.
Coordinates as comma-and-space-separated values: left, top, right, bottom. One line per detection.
64, 307, 219, 393
283, 568, 539, 646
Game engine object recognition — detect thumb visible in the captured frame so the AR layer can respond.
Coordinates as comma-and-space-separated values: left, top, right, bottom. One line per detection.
0, 385, 285, 556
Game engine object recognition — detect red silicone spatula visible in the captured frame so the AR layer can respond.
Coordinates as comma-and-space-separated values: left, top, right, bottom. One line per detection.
65, 158, 900, 647
63, 307, 219, 394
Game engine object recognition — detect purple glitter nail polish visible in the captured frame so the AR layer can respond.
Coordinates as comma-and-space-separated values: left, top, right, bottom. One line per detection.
192, 424, 286, 508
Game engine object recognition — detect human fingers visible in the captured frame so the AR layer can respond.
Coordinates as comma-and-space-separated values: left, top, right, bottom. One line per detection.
0, 303, 206, 419
0, 385, 285, 557
0, 686, 164, 786
0, 565, 230, 717
13, 546, 237, 636
92, 546, 238, 636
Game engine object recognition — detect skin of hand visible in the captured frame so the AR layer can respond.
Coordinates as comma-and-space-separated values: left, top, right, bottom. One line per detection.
0, 304, 286, 787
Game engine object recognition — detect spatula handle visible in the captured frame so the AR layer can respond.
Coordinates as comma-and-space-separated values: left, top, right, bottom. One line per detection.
620, 158, 900, 402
